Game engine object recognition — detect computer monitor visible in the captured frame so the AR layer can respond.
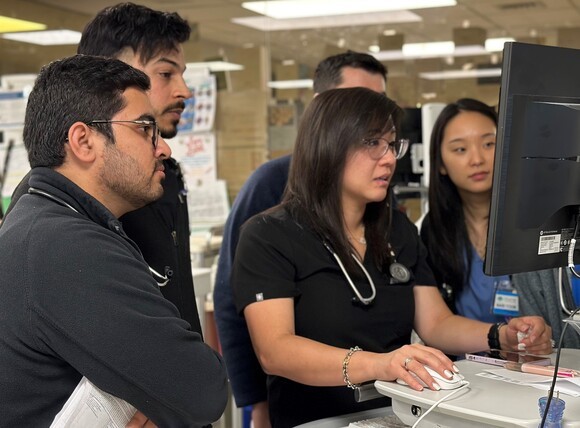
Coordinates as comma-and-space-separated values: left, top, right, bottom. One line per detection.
391, 107, 422, 187
484, 42, 580, 276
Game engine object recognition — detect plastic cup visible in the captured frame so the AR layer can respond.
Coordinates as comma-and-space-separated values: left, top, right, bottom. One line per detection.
538, 396, 565, 428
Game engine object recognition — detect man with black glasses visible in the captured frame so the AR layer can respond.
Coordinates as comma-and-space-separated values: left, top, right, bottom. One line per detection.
5, 3, 202, 335
0, 54, 227, 427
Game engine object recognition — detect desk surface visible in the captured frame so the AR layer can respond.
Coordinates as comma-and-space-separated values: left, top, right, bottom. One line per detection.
293, 406, 398, 428
375, 349, 580, 427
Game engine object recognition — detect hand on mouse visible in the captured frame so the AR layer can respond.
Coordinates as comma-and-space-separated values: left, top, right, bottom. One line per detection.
397, 366, 464, 390
374, 343, 460, 391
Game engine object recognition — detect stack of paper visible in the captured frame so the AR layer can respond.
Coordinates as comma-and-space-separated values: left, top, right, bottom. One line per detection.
50, 377, 136, 428
348, 415, 409, 427
478, 368, 580, 397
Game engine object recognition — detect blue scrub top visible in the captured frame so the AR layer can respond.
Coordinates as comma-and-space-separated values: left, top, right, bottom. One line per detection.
455, 246, 510, 323
571, 265, 580, 306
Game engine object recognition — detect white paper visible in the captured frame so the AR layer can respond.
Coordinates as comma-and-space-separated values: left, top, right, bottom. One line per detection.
50, 377, 136, 428
347, 415, 408, 427
477, 368, 580, 397
186, 179, 229, 224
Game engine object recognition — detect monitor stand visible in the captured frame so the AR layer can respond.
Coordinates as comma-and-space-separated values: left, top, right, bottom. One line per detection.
563, 314, 580, 334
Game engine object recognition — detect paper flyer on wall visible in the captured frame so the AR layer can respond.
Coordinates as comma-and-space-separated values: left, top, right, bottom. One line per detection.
0, 90, 28, 212
0, 128, 27, 212
168, 131, 217, 183
187, 179, 229, 224
50, 377, 135, 428
178, 69, 216, 134
0, 90, 26, 127
1, 137, 28, 193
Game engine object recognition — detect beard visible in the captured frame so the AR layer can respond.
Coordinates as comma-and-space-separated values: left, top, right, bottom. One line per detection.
159, 101, 186, 139
159, 123, 178, 139
100, 144, 164, 212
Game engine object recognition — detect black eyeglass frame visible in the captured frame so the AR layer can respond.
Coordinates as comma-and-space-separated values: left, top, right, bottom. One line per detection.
361, 137, 410, 160
86, 119, 159, 149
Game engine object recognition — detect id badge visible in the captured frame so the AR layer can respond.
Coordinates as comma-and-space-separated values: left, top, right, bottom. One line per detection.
493, 278, 519, 317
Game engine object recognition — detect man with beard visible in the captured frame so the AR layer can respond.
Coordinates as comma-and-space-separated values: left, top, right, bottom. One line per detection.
0, 53, 227, 427
4, 3, 202, 335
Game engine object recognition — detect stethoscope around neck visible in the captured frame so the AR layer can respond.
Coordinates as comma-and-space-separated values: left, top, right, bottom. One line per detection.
322, 240, 411, 305
28, 186, 170, 287
323, 241, 376, 305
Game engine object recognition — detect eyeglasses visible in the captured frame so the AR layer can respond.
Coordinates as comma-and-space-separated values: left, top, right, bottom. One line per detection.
361, 137, 409, 160
87, 120, 159, 149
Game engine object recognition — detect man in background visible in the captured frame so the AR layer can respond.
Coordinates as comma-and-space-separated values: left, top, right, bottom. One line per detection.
5, 3, 202, 335
79, 3, 201, 334
213, 51, 388, 426
0, 53, 227, 426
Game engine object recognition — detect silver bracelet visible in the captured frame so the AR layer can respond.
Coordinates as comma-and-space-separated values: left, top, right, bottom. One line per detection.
342, 346, 363, 389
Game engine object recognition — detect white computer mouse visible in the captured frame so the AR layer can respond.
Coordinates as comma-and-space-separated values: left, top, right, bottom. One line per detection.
396, 365, 465, 390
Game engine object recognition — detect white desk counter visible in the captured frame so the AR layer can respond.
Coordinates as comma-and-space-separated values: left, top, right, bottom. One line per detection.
375, 348, 580, 427
293, 406, 400, 428
294, 349, 580, 427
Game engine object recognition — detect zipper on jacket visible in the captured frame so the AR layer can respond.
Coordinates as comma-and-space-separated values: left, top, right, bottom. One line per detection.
171, 230, 178, 246
178, 189, 187, 204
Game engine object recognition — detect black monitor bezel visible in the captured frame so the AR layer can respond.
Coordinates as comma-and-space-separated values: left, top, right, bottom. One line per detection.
485, 42, 580, 276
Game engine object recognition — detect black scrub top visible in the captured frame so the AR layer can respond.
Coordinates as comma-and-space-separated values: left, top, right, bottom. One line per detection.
233, 207, 436, 428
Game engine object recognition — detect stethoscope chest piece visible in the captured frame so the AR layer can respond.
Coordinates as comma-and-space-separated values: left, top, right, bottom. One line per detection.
389, 262, 410, 283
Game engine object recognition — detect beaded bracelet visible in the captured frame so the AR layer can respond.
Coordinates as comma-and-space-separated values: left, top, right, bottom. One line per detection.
342, 346, 363, 389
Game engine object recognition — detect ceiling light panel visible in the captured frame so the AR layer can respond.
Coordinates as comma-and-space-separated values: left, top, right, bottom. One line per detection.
485, 37, 516, 52
372, 41, 499, 61
267, 79, 313, 89
403, 41, 455, 56
187, 61, 244, 72
233, 10, 422, 31
242, 0, 457, 19
0, 16, 46, 33
420, 68, 501, 80
2, 30, 81, 46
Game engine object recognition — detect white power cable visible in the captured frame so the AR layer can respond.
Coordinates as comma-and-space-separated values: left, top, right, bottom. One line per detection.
411, 381, 471, 428
567, 238, 578, 274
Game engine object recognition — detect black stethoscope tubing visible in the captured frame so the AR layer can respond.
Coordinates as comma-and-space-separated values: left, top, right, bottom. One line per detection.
27, 187, 170, 286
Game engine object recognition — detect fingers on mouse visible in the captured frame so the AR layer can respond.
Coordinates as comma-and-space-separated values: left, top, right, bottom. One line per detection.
396, 365, 465, 391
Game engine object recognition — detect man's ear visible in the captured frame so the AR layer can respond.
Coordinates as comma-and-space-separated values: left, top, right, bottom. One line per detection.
66, 122, 97, 163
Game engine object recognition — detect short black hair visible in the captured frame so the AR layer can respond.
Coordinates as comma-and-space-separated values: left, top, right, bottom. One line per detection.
24, 54, 150, 168
313, 50, 388, 93
77, 2, 191, 65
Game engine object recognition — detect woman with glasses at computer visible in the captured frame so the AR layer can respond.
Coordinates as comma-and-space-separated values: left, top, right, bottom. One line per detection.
420, 98, 579, 349
231, 88, 553, 428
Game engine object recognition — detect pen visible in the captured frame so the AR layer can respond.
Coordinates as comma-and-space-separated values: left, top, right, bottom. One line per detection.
504, 362, 579, 378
